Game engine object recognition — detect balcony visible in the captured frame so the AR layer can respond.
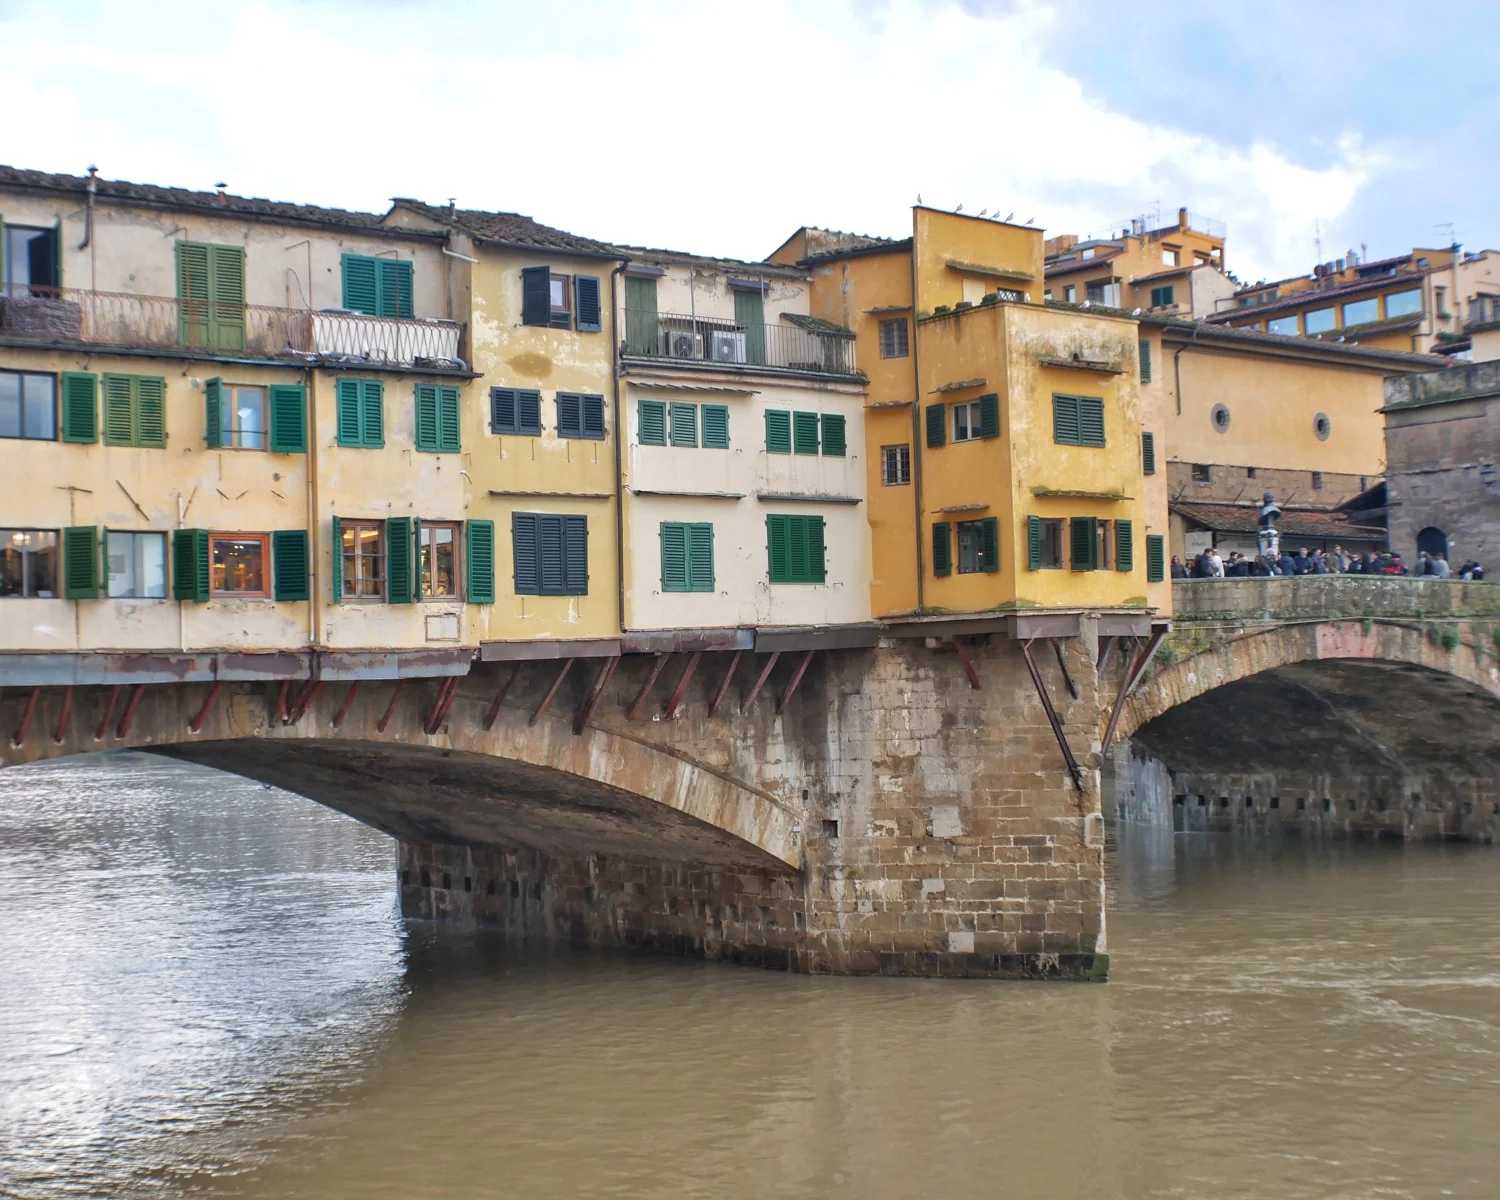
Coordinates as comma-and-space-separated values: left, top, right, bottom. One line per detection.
1467, 295, 1500, 332
621, 308, 858, 376
0, 287, 465, 370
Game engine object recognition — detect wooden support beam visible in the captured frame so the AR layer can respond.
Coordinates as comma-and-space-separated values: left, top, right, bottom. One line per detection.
573, 656, 619, 735
953, 639, 982, 689
530, 658, 574, 727
115, 684, 145, 740
740, 651, 781, 714
483, 668, 518, 731
662, 651, 702, 719
626, 653, 670, 721
424, 676, 460, 735
188, 681, 222, 733
52, 685, 74, 744
331, 681, 361, 730
376, 680, 405, 733
273, 679, 290, 724
775, 649, 816, 715
287, 679, 323, 724
708, 650, 742, 718
1052, 638, 1080, 701
1020, 640, 1082, 790
94, 685, 121, 741
1101, 626, 1168, 754
10, 686, 40, 748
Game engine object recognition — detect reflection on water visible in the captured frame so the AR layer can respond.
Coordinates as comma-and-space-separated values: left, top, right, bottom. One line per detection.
2, 754, 1499, 1199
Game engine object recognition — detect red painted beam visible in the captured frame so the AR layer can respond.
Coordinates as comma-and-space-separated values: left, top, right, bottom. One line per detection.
483, 669, 518, 731
708, 650, 742, 718
740, 651, 781, 714
530, 658, 574, 727
662, 652, 701, 720
1101, 625, 1168, 754
376, 680, 405, 733
94, 685, 121, 741
331, 681, 361, 730
115, 684, 145, 740
52, 685, 74, 744
775, 650, 815, 715
625, 654, 670, 721
10, 687, 40, 749
573, 656, 619, 735
188, 681, 223, 733
273, 679, 290, 724
953, 639, 981, 689
423, 676, 460, 735
287, 679, 323, 724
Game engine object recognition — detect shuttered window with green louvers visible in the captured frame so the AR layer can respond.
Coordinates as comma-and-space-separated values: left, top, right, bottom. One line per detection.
271, 530, 310, 600
334, 379, 384, 448
558, 393, 605, 440
793, 411, 819, 454
1139, 339, 1152, 382
1027, 515, 1043, 570
176, 241, 245, 351
101, 374, 167, 447
574, 275, 602, 332
978, 393, 1000, 439
268, 384, 307, 453
386, 517, 416, 603
1079, 396, 1105, 446
63, 526, 99, 599
926, 403, 946, 448
1070, 516, 1098, 570
660, 522, 714, 592
931, 521, 952, 576
980, 516, 1000, 572
1053, 394, 1080, 445
415, 384, 460, 453
1114, 519, 1133, 572
669, 402, 698, 447
1146, 534, 1166, 582
1054, 394, 1105, 446
465, 519, 496, 603
61, 373, 98, 443
638, 399, 667, 445
701, 405, 730, 448
820, 413, 846, 456
172, 529, 210, 601
766, 515, 826, 583
512, 512, 588, 595
765, 409, 791, 454
1141, 431, 1156, 475
490, 387, 542, 436
341, 255, 413, 319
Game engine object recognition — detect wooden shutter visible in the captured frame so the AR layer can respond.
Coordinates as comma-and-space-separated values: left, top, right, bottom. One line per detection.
386, 517, 414, 603
786, 516, 810, 581
980, 517, 1000, 573
574, 275, 602, 332
688, 523, 714, 591
206, 377, 224, 448
172, 528, 210, 601
512, 512, 539, 594
60, 372, 97, 443
176, 242, 211, 346
807, 516, 826, 583
362, 380, 385, 446
207, 244, 246, 350
465, 519, 496, 603
517, 389, 542, 434
1142, 431, 1156, 475
562, 516, 588, 594
623, 275, 659, 354
926, 403, 946, 448
272, 530, 310, 600
1079, 397, 1106, 446
268, 384, 307, 453
102, 374, 134, 445
1139, 339, 1152, 382
638, 399, 667, 445
660, 523, 688, 591
701, 405, 729, 448
336, 379, 362, 445
437, 385, 460, 452
63, 526, 99, 599
1053, 394, 1080, 445
490, 387, 517, 433
556, 392, 582, 438
330, 516, 342, 603
134, 377, 166, 447
1115, 519, 1134, 572
1146, 534, 1166, 582
342, 255, 379, 315
378, 259, 414, 319
1027, 515, 1043, 570
582, 394, 605, 439
766, 515, 789, 581
734, 288, 766, 364
536, 515, 565, 593
415, 384, 440, 451
669, 402, 698, 447
821, 413, 846, 456
765, 409, 791, 453
521, 266, 551, 326
793, 411, 819, 454
979, 393, 1000, 439
932, 522, 952, 576
1070, 516, 1097, 571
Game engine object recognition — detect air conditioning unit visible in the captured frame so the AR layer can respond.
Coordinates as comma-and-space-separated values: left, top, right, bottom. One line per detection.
664, 330, 702, 359
711, 330, 747, 364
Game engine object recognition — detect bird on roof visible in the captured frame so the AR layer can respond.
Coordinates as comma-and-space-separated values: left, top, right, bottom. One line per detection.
1132, 307, 1142, 316
956, 203, 964, 213
917, 193, 923, 203
977, 208, 989, 217
1004, 212, 1014, 222
1025, 217, 1034, 225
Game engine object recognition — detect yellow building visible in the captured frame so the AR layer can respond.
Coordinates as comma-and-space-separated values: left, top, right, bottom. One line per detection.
1044, 208, 1232, 318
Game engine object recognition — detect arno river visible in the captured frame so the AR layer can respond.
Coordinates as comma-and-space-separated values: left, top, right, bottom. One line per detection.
2, 754, 1498, 1199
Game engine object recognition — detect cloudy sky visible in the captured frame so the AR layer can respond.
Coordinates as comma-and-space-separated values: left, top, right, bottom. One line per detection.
2, 0, 1494, 283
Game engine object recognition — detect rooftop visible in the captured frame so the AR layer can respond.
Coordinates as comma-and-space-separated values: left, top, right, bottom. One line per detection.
389, 199, 617, 257
1171, 501, 1386, 542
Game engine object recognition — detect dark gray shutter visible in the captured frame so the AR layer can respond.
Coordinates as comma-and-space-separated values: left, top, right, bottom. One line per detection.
574, 275, 602, 332
563, 516, 588, 594
490, 387, 517, 433
1146, 534, 1165, 582
932, 522, 952, 576
979, 393, 1000, 439
521, 266, 551, 326
582, 394, 605, 439
518, 389, 542, 434
1079, 397, 1106, 446
1142, 431, 1156, 475
980, 517, 1000, 573
926, 403, 946, 448
1053, 395, 1080, 444
1027, 515, 1043, 570
1139, 339, 1152, 382
512, 513, 539, 594
556, 393, 582, 437
1070, 516, 1096, 571
1115, 519, 1134, 571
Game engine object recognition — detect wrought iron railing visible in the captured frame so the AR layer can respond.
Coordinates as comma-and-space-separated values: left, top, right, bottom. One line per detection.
0, 287, 465, 368
621, 308, 857, 376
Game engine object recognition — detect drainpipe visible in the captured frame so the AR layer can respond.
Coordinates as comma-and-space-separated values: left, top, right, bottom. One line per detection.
80, 165, 98, 290
306, 365, 321, 653
909, 225, 926, 611
610, 260, 628, 636
1172, 321, 1203, 416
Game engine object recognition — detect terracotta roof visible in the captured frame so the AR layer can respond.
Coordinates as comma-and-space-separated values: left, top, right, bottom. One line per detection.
392, 199, 618, 257
781, 312, 855, 339
610, 244, 806, 276
1044, 250, 1123, 278
1172, 501, 1385, 541
1140, 312, 1448, 369
800, 237, 913, 266
1130, 264, 1199, 284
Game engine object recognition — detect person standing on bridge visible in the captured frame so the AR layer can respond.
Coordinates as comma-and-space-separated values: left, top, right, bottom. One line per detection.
1277, 549, 1296, 576
1171, 555, 1188, 579
1432, 553, 1451, 579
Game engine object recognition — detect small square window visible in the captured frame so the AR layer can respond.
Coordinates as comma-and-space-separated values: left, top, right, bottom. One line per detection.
549, 273, 571, 318
210, 533, 268, 597
1162, 247, 1179, 267
1246, 466, 1257, 479
0, 370, 57, 441
420, 522, 459, 599
881, 444, 911, 486
340, 520, 385, 599
952, 400, 981, 442
0, 528, 58, 597
1063, 285, 1075, 303
878, 317, 909, 359
218, 385, 267, 450
1191, 464, 1212, 483
1312, 471, 1324, 490
1039, 518, 1065, 569
107, 531, 167, 598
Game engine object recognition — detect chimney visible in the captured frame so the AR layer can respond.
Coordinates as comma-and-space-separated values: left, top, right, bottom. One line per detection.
1178, 207, 1188, 231
215, 182, 228, 204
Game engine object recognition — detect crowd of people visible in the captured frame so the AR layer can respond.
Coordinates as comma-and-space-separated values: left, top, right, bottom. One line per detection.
1171, 546, 1486, 580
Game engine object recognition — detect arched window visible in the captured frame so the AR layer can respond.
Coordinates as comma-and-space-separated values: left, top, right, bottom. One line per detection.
1417, 527, 1448, 559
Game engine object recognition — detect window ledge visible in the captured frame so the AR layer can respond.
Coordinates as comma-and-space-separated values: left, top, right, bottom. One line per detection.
632, 488, 747, 500
757, 492, 862, 505
1031, 487, 1128, 501
936, 503, 990, 513
1038, 356, 1123, 374
932, 377, 988, 393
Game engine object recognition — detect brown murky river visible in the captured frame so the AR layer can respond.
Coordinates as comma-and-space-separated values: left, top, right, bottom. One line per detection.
2, 753, 1499, 1199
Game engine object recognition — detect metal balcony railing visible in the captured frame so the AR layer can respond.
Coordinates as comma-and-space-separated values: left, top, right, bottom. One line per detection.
0, 286, 465, 369
620, 308, 858, 376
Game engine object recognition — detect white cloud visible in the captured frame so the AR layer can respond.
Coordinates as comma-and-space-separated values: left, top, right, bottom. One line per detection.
0, 0, 1377, 280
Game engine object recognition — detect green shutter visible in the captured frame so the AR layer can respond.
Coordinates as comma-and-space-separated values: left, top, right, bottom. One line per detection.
1115, 520, 1133, 572
63, 526, 99, 599
688, 523, 714, 591
1146, 534, 1166, 583
342, 254, 379, 315
176, 241, 211, 346
1027, 515, 1043, 570
336, 379, 362, 446
466, 519, 496, 603
102, 374, 134, 445
387, 516, 414, 604
1139, 339, 1152, 383
438, 385, 461, 452
521, 266, 551, 327
932, 522, 952, 576
980, 517, 1000, 573
701, 404, 730, 448
821, 413, 846, 456
1070, 516, 1097, 571
574, 275, 602, 332
766, 515, 789, 581
624, 275, 659, 354
378, 259, 414, 320
134, 377, 166, 447
926, 403, 946, 448
269, 384, 307, 453
978, 393, 1000, 439
734, 288, 766, 365
362, 380, 385, 447
207, 244, 246, 350
173, 528, 209, 601
1053, 394, 1080, 445
1079, 396, 1106, 446
639, 399, 667, 445
272, 530, 310, 600
793, 411, 819, 454
60, 373, 97, 443
1142, 431, 1156, 475
331, 516, 342, 603
205, 377, 223, 449
660, 522, 688, 591
765, 409, 791, 454
807, 516, 825, 583
415, 384, 439, 451
669, 401, 698, 447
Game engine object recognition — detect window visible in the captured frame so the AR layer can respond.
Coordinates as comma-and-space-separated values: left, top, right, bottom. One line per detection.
624, 275, 659, 354
512, 513, 588, 596
1063, 285, 1076, 303
1052, 394, 1105, 446
1095, 520, 1114, 570
1267, 315, 1299, 336
1247, 466, 1258, 479
1139, 339, 1152, 383
336, 379, 386, 447
0, 370, 56, 440
660, 522, 714, 592
205, 379, 304, 453
669, 401, 698, 447
1304, 307, 1336, 334
213, 384, 266, 449
733, 288, 767, 365
339, 520, 386, 599
1386, 288, 1423, 318
882, 444, 911, 486
520, 265, 590, 330
3, 224, 58, 295
176, 241, 245, 350
1146, 534, 1166, 582
102, 374, 166, 448
557, 392, 605, 440
1070, 516, 1099, 571
1141, 431, 1156, 475
953, 400, 981, 442
765, 409, 792, 453
0, 529, 57, 597
639, 399, 667, 445
1150, 285, 1175, 308
1026, 516, 1066, 569
879, 317, 910, 358
650, 401, 728, 449
702, 404, 730, 449
1086, 280, 1120, 306
1434, 286, 1448, 317
420, 522, 459, 599
956, 518, 1000, 574
1081, 248, 1096, 260
793, 410, 819, 454
341, 254, 413, 319
107, 531, 167, 598
1342, 297, 1379, 326
766, 515, 826, 583
1162, 247, 1179, 267
210, 533, 268, 597
550, 274, 571, 319
415, 384, 461, 452
1311, 471, 1324, 491
1191, 463, 1212, 483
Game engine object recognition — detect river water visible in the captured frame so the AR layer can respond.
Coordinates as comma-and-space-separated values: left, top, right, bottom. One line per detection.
2, 754, 1498, 1199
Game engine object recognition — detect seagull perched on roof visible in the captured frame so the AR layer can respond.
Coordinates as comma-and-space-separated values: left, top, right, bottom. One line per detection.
1132, 307, 1142, 316
955, 203, 964, 213
917, 193, 923, 203
1003, 212, 1014, 222
977, 208, 989, 217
